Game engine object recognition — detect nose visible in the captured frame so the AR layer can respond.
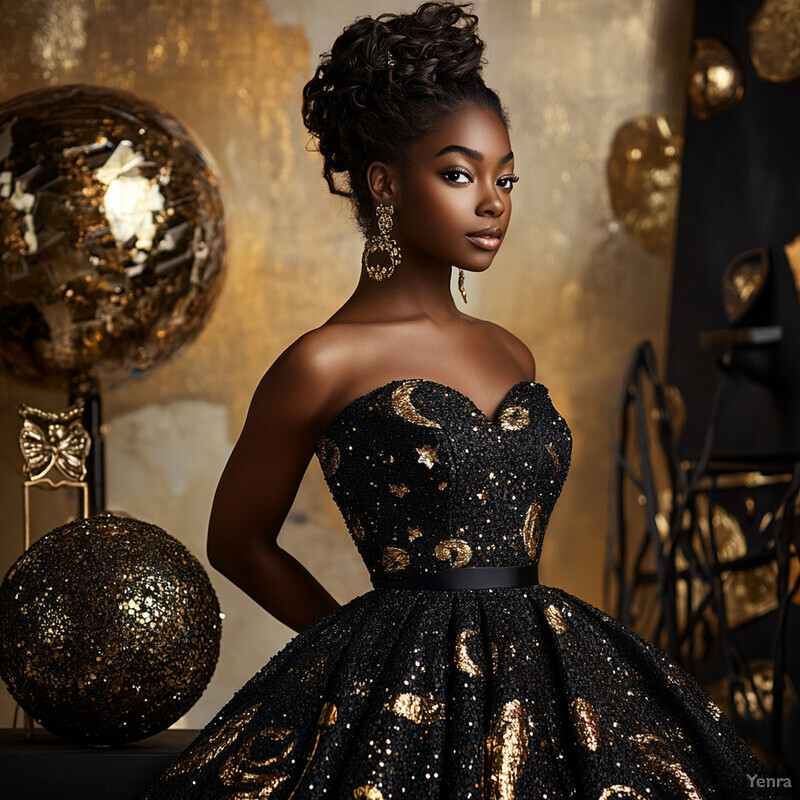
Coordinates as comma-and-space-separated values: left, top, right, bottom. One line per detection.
477, 182, 507, 217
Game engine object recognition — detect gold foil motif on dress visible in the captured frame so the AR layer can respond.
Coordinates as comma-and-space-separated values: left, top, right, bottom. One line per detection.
316, 435, 340, 478
385, 692, 445, 724
485, 699, 529, 800
434, 539, 472, 567
598, 788, 647, 799
416, 444, 439, 468
350, 517, 366, 540
544, 604, 568, 633
521, 502, 542, 559
352, 786, 386, 799
391, 381, 441, 428
499, 406, 530, 431
630, 733, 703, 800
167, 703, 261, 776
456, 629, 483, 677
570, 697, 600, 751
318, 701, 337, 726
219, 725, 293, 790
545, 442, 560, 471
382, 546, 410, 572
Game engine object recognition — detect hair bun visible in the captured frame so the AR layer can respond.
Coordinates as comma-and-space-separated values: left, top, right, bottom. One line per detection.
302, 2, 507, 235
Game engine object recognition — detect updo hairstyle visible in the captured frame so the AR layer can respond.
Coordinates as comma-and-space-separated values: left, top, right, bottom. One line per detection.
302, 2, 509, 236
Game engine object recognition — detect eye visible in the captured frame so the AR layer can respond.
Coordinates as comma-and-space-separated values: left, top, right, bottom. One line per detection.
441, 169, 471, 184
497, 174, 520, 190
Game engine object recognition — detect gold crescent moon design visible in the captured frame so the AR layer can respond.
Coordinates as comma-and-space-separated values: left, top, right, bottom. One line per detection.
391, 381, 441, 428
456, 630, 483, 677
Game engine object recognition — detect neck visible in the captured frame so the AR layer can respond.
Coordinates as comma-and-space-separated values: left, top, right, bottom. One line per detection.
353, 259, 462, 322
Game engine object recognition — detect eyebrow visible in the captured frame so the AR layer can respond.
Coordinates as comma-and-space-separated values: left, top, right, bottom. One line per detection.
435, 144, 514, 163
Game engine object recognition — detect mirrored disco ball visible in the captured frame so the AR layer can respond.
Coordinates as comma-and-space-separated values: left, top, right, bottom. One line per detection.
0, 84, 226, 394
0, 514, 223, 745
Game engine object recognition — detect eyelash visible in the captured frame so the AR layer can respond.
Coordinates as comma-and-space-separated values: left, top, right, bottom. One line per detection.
441, 169, 519, 189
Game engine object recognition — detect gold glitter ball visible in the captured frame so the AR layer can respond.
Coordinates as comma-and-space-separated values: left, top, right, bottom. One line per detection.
0, 513, 222, 745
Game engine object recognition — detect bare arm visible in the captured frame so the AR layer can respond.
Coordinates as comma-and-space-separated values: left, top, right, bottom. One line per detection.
206, 331, 342, 634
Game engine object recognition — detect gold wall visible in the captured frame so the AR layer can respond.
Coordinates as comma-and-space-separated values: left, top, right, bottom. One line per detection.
0, 0, 693, 728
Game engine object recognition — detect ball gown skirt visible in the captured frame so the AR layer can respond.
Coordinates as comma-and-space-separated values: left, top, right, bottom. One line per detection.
141, 379, 780, 799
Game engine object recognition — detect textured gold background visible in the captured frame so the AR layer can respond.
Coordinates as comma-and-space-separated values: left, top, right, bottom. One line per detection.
0, 0, 694, 728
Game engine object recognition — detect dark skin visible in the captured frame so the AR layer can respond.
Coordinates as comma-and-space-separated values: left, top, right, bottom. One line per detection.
207, 104, 536, 633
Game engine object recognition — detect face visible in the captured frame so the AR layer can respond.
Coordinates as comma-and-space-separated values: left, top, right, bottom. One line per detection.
391, 104, 516, 273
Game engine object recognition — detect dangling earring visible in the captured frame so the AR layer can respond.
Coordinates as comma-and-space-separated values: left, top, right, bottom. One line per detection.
362, 204, 402, 281
458, 269, 468, 303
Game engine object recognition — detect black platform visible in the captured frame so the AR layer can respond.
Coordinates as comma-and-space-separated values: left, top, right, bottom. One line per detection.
0, 727, 198, 800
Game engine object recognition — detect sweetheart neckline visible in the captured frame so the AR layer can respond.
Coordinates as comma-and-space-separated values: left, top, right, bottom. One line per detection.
316, 378, 547, 446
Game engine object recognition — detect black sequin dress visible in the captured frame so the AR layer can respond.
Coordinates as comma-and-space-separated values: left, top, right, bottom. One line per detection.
142, 379, 779, 799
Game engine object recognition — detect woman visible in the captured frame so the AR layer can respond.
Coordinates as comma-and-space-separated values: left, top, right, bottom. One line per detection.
143, 4, 778, 798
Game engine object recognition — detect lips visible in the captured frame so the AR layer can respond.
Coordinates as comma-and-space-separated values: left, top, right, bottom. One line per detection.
465, 226, 503, 251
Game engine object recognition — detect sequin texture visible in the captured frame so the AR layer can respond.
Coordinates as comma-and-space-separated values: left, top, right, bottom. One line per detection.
143, 380, 778, 799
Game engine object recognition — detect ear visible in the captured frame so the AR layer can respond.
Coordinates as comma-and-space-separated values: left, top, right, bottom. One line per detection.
365, 161, 401, 206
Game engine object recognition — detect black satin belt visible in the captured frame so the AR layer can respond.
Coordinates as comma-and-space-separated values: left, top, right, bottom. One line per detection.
372, 564, 539, 591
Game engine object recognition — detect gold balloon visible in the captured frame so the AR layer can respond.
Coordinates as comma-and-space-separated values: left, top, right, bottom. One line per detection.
0, 84, 226, 394
749, 0, 800, 82
606, 115, 683, 254
0, 514, 222, 745
688, 38, 745, 119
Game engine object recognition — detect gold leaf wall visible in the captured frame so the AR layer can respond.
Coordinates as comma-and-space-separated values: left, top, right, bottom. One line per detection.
0, 0, 694, 728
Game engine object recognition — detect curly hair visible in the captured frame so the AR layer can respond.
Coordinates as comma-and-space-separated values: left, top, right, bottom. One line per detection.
302, 2, 509, 236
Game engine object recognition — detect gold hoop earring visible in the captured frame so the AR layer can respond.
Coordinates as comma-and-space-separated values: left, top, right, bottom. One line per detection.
362, 204, 402, 281
458, 269, 467, 303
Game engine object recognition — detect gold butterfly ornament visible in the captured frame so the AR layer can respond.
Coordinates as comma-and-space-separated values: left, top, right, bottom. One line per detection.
18, 402, 91, 482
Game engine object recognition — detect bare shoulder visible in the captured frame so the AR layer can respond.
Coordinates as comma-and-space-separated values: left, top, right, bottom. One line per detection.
274, 324, 358, 387
246, 323, 369, 439
479, 319, 536, 381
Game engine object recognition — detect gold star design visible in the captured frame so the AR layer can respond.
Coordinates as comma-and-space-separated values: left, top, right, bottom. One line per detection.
416, 444, 439, 469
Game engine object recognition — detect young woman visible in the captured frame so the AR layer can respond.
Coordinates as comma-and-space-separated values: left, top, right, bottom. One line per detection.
143, 4, 778, 798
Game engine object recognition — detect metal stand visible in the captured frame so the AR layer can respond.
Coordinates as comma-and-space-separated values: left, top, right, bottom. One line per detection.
608, 341, 799, 791
15, 400, 94, 738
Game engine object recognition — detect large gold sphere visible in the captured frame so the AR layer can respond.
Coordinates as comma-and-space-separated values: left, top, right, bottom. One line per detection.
0, 514, 222, 745
0, 84, 226, 394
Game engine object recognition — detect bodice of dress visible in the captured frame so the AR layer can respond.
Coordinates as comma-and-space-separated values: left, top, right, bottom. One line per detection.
314, 379, 572, 583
